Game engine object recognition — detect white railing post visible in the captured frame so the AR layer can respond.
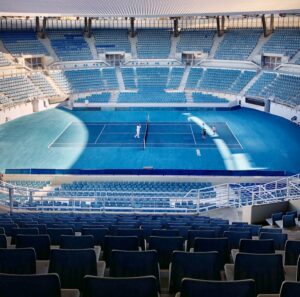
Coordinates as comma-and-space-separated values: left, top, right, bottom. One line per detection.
9, 187, 13, 214
197, 189, 200, 214
286, 176, 290, 198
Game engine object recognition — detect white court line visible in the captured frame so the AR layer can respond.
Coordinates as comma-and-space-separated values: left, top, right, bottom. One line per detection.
189, 124, 197, 145
94, 124, 106, 144
48, 121, 73, 148
225, 122, 243, 150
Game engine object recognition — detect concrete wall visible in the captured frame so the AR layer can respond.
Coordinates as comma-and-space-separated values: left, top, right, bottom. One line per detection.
242, 201, 289, 224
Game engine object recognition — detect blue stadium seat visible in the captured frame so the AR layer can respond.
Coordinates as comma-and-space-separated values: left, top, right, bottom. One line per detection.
285, 240, 300, 265
259, 232, 287, 250
239, 239, 275, 254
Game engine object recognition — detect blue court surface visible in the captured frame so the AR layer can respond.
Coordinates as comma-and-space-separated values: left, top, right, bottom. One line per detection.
0, 107, 299, 174
50, 121, 241, 149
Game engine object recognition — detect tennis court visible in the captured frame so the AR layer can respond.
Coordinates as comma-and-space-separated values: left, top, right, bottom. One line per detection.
50, 121, 242, 149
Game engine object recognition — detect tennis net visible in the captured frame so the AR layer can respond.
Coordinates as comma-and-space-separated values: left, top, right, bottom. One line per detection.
143, 121, 149, 149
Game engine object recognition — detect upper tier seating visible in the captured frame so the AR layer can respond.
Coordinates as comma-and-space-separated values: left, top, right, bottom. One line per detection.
0, 75, 43, 103
93, 29, 131, 53
137, 29, 171, 58
7, 180, 49, 189
30, 72, 58, 97
186, 68, 256, 93
0, 30, 48, 56
0, 52, 11, 66
75, 93, 111, 103
247, 72, 300, 107
64, 68, 118, 93
177, 30, 215, 53
261, 29, 300, 58
118, 92, 186, 103
47, 30, 92, 61
214, 29, 262, 60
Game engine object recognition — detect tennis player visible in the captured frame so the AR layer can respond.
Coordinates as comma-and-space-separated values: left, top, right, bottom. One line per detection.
134, 123, 141, 139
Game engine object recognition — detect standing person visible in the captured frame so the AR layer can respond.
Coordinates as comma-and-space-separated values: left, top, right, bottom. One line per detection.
212, 125, 216, 135
202, 127, 207, 139
134, 123, 141, 139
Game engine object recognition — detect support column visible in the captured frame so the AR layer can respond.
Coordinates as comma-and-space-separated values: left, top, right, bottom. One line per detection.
84, 17, 88, 33
130, 17, 135, 38
87, 18, 92, 38
262, 14, 274, 37
173, 18, 179, 37
262, 14, 267, 37
41, 17, 47, 39
35, 17, 40, 32
216, 16, 225, 37
9, 188, 13, 214
270, 14, 274, 33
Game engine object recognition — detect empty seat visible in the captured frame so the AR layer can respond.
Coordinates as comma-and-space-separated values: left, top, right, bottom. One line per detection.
178, 279, 256, 297
187, 230, 216, 250
148, 236, 184, 269
239, 239, 275, 254
169, 251, 221, 294
257, 281, 300, 297
193, 237, 230, 267
109, 250, 160, 288
116, 229, 145, 250
47, 228, 75, 245
60, 235, 94, 249
259, 232, 287, 250
224, 231, 252, 250
285, 240, 300, 265
16, 234, 51, 260
151, 229, 179, 237
272, 212, 283, 225
0, 235, 7, 248
0, 248, 36, 274
228, 253, 284, 294
259, 228, 282, 234
282, 215, 296, 228
49, 248, 103, 290
11, 228, 39, 244
0, 273, 80, 297
81, 228, 109, 247
83, 276, 158, 297
103, 236, 139, 266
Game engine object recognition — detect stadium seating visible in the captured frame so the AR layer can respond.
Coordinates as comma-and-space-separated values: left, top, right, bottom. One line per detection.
261, 29, 300, 58
118, 92, 186, 103
284, 240, 300, 265
0, 75, 43, 103
47, 30, 92, 61
192, 93, 228, 103
30, 72, 58, 97
177, 30, 215, 53
0, 30, 48, 56
0, 93, 13, 106
137, 29, 171, 58
75, 93, 111, 103
49, 70, 72, 94
93, 29, 131, 53
0, 52, 11, 66
64, 68, 118, 93
214, 29, 262, 60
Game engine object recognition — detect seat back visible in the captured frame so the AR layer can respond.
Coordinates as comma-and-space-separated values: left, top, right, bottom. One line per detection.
224, 231, 251, 250
0, 273, 61, 297
285, 240, 300, 265
193, 237, 230, 267
259, 228, 282, 234
49, 248, 97, 290
187, 230, 216, 250
148, 236, 184, 269
280, 281, 300, 297
116, 229, 145, 250
272, 212, 283, 225
234, 253, 284, 294
109, 250, 159, 286
81, 228, 109, 246
60, 235, 94, 249
11, 228, 39, 244
239, 239, 275, 254
0, 248, 36, 274
47, 228, 74, 245
169, 251, 221, 294
151, 229, 179, 237
0, 235, 7, 248
180, 279, 256, 297
282, 215, 296, 228
83, 276, 158, 297
259, 232, 287, 250
16, 234, 51, 260
103, 236, 139, 266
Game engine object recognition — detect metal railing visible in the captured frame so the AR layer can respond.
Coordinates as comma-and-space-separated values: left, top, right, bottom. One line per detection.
0, 174, 299, 214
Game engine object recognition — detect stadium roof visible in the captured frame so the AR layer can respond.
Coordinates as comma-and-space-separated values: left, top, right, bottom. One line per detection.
0, 0, 300, 18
